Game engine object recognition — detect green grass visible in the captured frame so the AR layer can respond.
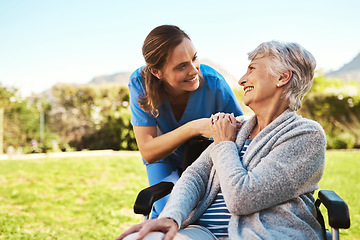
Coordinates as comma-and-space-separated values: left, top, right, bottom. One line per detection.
0, 154, 148, 239
0, 151, 359, 239
317, 150, 360, 240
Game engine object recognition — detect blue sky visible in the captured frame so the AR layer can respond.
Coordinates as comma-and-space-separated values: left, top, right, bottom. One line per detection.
1, 0, 360, 95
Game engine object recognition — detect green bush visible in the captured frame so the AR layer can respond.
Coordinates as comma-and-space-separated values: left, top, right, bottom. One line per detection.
327, 131, 356, 149
0, 84, 65, 154
298, 74, 360, 149
50, 84, 137, 151
76, 108, 137, 151
299, 94, 360, 149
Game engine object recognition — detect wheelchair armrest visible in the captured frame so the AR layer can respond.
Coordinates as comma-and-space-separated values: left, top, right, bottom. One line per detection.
133, 181, 174, 216
317, 190, 350, 229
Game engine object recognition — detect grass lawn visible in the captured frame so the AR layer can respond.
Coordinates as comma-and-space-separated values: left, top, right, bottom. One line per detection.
0, 153, 148, 239
0, 150, 359, 239
317, 150, 360, 240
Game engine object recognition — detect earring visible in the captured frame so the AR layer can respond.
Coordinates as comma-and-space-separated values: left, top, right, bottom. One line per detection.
277, 84, 280, 87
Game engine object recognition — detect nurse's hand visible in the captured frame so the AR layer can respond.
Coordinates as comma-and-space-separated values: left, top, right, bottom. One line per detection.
188, 118, 213, 139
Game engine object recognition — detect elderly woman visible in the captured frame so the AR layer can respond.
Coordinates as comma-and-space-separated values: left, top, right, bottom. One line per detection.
117, 41, 326, 240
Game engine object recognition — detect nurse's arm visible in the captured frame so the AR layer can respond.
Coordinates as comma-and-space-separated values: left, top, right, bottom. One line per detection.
133, 119, 211, 164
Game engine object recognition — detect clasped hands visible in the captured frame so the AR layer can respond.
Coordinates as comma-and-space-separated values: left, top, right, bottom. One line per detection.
210, 112, 240, 144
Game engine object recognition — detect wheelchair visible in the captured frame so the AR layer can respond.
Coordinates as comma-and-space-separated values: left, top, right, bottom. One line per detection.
133, 137, 350, 240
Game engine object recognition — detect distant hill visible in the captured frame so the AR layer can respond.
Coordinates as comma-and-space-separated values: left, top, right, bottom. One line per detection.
88, 59, 239, 88
90, 72, 132, 85
326, 52, 360, 81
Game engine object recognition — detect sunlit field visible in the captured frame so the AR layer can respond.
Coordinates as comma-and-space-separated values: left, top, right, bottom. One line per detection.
0, 153, 147, 239
0, 151, 359, 239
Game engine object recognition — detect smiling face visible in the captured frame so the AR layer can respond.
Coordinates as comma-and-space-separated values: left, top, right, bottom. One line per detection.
157, 38, 200, 96
239, 57, 280, 109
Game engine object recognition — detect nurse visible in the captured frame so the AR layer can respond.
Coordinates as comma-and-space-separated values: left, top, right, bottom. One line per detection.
129, 25, 243, 218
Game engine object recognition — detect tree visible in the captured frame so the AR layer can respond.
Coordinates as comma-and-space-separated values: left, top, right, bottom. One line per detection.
49, 83, 136, 150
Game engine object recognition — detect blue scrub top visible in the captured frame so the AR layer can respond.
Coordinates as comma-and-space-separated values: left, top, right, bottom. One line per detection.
129, 64, 243, 167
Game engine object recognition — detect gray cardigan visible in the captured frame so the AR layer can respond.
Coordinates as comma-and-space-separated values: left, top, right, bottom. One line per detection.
159, 110, 326, 240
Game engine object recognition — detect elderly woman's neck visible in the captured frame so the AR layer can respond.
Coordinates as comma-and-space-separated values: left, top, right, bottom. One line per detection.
250, 101, 289, 139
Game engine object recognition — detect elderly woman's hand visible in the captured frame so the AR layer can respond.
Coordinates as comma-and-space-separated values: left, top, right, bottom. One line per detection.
115, 218, 178, 240
210, 113, 238, 144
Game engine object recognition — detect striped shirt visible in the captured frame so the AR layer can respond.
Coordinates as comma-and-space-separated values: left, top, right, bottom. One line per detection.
197, 139, 252, 238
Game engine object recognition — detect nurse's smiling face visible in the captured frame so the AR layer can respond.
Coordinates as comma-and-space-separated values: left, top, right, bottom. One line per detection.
155, 38, 200, 96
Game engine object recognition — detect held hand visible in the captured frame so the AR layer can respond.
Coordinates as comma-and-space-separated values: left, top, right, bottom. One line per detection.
115, 218, 178, 240
189, 118, 213, 139
210, 113, 238, 144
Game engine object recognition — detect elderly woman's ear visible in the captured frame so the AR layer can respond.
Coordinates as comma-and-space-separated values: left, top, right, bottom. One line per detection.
277, 70, 292, 87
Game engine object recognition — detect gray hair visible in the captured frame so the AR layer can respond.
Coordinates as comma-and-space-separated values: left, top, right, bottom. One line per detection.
248, 41, 316, 111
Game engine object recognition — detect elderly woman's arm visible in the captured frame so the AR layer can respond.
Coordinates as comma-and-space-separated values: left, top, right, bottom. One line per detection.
210, 120, 326, 216
158, 146, 214, 227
